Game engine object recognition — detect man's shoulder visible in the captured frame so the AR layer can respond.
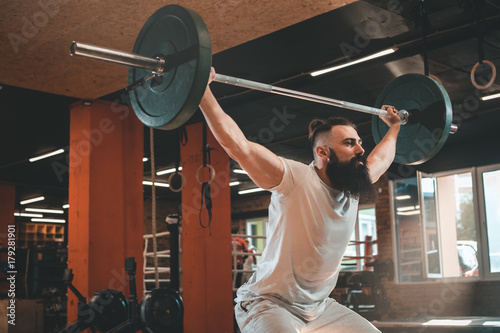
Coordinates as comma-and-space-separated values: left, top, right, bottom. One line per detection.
279, 157, 312, 171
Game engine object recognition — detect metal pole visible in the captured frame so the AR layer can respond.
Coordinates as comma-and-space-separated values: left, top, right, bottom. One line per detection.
69, 41, 409, 123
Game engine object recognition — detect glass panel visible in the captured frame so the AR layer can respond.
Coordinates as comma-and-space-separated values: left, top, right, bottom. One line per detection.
421, 177, 441, 277
453, 173, 478, 277
393, 178, 424, 282
420, 172, 479, 279
358, 208, 377, 268
341, 228, 358, 271
246, 219, 267, 263
482, 170, 500, 273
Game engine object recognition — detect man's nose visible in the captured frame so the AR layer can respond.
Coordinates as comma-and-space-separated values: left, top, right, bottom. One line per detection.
355, 142, 365, 155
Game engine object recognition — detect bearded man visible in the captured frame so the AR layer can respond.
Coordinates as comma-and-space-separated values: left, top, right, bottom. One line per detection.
199, 67, 401, 332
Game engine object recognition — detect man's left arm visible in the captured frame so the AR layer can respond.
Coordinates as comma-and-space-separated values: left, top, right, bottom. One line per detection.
366, 105, 401, 183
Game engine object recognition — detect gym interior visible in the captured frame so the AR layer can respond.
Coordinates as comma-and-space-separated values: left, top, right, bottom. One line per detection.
1, 0, 500, 332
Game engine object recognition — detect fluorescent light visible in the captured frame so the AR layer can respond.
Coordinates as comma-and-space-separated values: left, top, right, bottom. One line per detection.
481, 92, 500, 101
395, 195, 411, 200
31, 218, 66, 223
14, 212, 43, 218
230, 181, 241, 186
238, 187, 265, 195
397, 210, 420, 216
397, 206, 416, 212
26, 208, 64, 214
423, 319, 471, 326
143, 180, 170, 188
157, 167, 182, 176
62, 204, 70, 209
29, 148, 65, 162
233, 169, 248, 175
143, 157, 149, 162
311, 48, 396, 77
20, 196, 45, 205
483, 321, 500, 326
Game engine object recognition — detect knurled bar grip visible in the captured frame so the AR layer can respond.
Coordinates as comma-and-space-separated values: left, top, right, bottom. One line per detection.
214, 74, 390, 117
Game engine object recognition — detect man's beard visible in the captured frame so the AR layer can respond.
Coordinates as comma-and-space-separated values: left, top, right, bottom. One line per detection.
325, 148, 377, 204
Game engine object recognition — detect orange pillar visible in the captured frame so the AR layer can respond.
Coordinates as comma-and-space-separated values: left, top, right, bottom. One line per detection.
67, 100, 144, 322
0, 184, 15, 294
181, 122, 233, 333
0, 183, 15, 247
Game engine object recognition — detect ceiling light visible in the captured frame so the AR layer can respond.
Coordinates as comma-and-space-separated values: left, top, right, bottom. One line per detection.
483, 321, 500, 326
397, 205, 416, 212
156, 167, 182, 176
395, 195, 411, 200
26, 208, 64, 214
14, 212, 43, 218
20, 196, 45, 205
310, 48, 396, 77
143, 157, 149, 162
423, 319, 471, 326
229, 181, 241, 186
29, 148, 65, 162
31, 218, 66, 223
233, 169, 248, 175
62, 204, 70, 209
238, 187, 265, 195
143, 180, 170, 188
397, 210, 420, 216
481, 92, 500, 101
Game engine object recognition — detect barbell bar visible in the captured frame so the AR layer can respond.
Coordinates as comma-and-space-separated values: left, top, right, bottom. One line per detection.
69, 4, 457, 165
71, 41, 409, 123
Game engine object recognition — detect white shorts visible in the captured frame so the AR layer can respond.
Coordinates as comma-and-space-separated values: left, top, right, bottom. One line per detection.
235, 298, 381, 333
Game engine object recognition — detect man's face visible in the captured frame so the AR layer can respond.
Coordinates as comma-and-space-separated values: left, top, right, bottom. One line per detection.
326, 125, 365, 163
323, 126, 376, 203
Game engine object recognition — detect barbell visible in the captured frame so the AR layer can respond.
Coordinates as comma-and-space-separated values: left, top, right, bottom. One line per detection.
70, 4, 457, 165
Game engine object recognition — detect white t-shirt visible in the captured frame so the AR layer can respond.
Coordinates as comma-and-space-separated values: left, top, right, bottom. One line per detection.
235, 157, 359, 320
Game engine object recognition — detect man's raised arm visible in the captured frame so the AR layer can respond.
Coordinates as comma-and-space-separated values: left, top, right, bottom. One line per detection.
199, 68, 284, 190
366, 105, 401, 183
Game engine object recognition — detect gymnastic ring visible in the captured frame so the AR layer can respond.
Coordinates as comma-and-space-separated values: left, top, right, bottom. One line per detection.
168, 171, 186, 192
470, 60, 496, 90
196, 164, 215, 185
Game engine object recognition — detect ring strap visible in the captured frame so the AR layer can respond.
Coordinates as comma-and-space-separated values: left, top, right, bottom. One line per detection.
199, 121, 214, 234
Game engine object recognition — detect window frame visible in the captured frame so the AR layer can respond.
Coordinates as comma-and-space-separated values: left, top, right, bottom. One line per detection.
476, 163, 500, 280
391, 165, 500, 283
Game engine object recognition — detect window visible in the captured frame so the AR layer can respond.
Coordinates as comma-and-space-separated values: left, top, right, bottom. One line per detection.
420, 171, 479, 279
392, 177, 424, 282
342, 206, 378, 271
245, 218, 268, 264
477, 166, 500, 277
392, 164, 500, 283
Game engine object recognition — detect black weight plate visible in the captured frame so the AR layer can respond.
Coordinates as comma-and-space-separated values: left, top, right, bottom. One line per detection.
140, 288, 183, 333
372, 74, 453, 165
88, 289, 128, 332
129, 5, 212, 130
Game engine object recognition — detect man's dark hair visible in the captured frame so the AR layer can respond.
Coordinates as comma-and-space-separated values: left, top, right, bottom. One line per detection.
308, 117, 357, 148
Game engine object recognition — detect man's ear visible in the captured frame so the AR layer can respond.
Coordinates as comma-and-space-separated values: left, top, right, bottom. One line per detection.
315, 145, 329, 158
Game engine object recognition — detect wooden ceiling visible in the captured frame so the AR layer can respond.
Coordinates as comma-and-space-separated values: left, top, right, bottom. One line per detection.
0, 0, 356, 99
